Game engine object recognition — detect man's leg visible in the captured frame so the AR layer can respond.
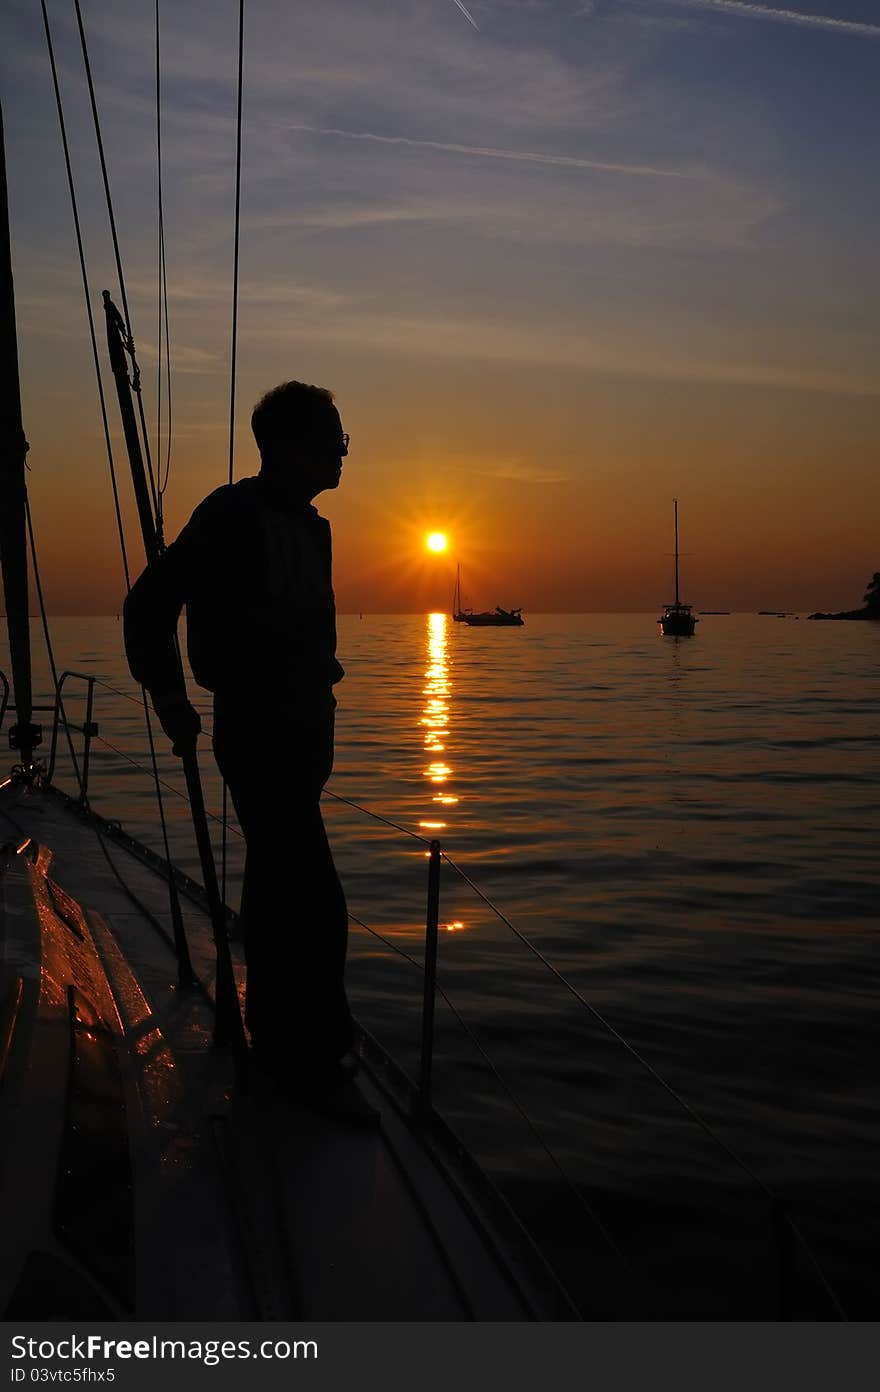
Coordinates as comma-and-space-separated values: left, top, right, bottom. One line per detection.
213, 711, 354, 1072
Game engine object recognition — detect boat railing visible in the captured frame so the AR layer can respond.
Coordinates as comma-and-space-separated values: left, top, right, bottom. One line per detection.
46, 669, 101, 797
0, 665, 848, 1320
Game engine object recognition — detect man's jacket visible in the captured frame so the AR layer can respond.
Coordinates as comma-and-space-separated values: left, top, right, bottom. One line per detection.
123, 475, 344, 711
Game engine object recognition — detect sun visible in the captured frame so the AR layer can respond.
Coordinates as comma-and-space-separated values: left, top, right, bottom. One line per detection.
426, 532, 448, 553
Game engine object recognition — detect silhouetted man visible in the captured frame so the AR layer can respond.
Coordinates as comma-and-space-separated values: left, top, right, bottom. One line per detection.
124, 381, 369, 1118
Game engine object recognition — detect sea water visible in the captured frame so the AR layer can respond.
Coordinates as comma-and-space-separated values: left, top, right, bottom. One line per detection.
3, 612, 878, 1317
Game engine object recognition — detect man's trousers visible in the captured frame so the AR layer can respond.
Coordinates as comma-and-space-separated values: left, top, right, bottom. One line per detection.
212, 702, 354, 1070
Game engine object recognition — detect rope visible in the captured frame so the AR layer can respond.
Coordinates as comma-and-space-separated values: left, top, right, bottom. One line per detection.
38, 0, 130, 590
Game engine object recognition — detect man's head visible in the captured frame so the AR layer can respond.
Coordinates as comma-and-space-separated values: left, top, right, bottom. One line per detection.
251, 380, 347, 500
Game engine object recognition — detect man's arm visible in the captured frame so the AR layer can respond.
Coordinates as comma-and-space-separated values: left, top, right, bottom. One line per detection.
122, 496, 218, 751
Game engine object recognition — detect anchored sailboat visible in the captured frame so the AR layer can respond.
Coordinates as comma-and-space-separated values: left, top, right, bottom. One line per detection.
452, 564, 524, 627
658, 500, 698, 637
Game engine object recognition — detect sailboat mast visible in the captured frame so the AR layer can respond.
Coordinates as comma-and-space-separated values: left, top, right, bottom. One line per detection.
103, 292, 160, 564
0, 98, 39, 769
673, 498, 680, 605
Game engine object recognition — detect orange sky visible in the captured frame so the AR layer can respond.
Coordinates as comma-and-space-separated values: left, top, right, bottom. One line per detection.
4, 0, 879, 615
19, 348, 878, 615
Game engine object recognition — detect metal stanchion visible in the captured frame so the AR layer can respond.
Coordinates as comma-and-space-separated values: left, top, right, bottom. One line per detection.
418, 839, 442, 1111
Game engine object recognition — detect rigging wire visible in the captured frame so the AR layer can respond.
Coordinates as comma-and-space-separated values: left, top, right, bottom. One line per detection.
38, 0, 130, 591
71, 0, 162, 533
228, 0, 245, 490
155, 0, 173, 498
221, 0, 246, 907
38, 0, 193, 985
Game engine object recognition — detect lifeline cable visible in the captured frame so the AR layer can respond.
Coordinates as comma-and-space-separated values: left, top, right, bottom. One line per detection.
90, 729, 244, 838
348, 908, 634, 1290
441, 849, 847, 1318
321, 784, 844, 1314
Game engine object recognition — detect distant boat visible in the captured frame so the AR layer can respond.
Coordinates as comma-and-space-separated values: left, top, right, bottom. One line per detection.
452, 564, 524, 627
658, 500, 698, 637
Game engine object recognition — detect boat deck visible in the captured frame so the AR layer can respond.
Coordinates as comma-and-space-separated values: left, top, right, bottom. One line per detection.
0, 778, 574, 1321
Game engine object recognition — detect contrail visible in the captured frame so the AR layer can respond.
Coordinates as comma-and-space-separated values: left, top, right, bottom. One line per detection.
451, 0, 480, 29
290, 124, 694, 180
674, 0, 880, 38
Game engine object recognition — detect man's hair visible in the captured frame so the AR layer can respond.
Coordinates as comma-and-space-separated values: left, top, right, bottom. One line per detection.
251, 380, 336, 457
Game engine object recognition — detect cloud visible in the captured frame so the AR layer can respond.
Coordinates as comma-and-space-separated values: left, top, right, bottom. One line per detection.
61, 0, 617, 130
253, 145, 780, 252
668, 1, 880, 38
289, 124, 694, 181
245, 300, 880, 400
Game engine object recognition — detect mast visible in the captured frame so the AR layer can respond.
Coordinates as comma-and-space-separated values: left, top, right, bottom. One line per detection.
0, 98, 39, 772
673, 498, 680, 606
103, 293, 159, 561
453, 562, 460, 616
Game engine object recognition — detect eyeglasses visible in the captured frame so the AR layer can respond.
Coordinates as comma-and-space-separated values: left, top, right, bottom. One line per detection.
298, 431, 350, 458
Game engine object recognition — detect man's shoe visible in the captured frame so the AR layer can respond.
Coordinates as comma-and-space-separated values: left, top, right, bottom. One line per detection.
337, 1051, 361, 1079
299, 1067, 380, 1129
250, 1051, 377, 1126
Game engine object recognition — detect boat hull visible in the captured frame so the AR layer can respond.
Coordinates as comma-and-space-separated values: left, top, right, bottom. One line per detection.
658, 603, 698, 636
658, 615, 697, 636
456, 612, 524, 627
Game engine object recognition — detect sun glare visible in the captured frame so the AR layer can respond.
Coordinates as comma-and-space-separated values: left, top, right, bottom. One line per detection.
426, 532, 448, 553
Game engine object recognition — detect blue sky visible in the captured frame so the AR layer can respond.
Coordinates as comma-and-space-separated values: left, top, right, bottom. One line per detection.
1, 0, 878, 610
